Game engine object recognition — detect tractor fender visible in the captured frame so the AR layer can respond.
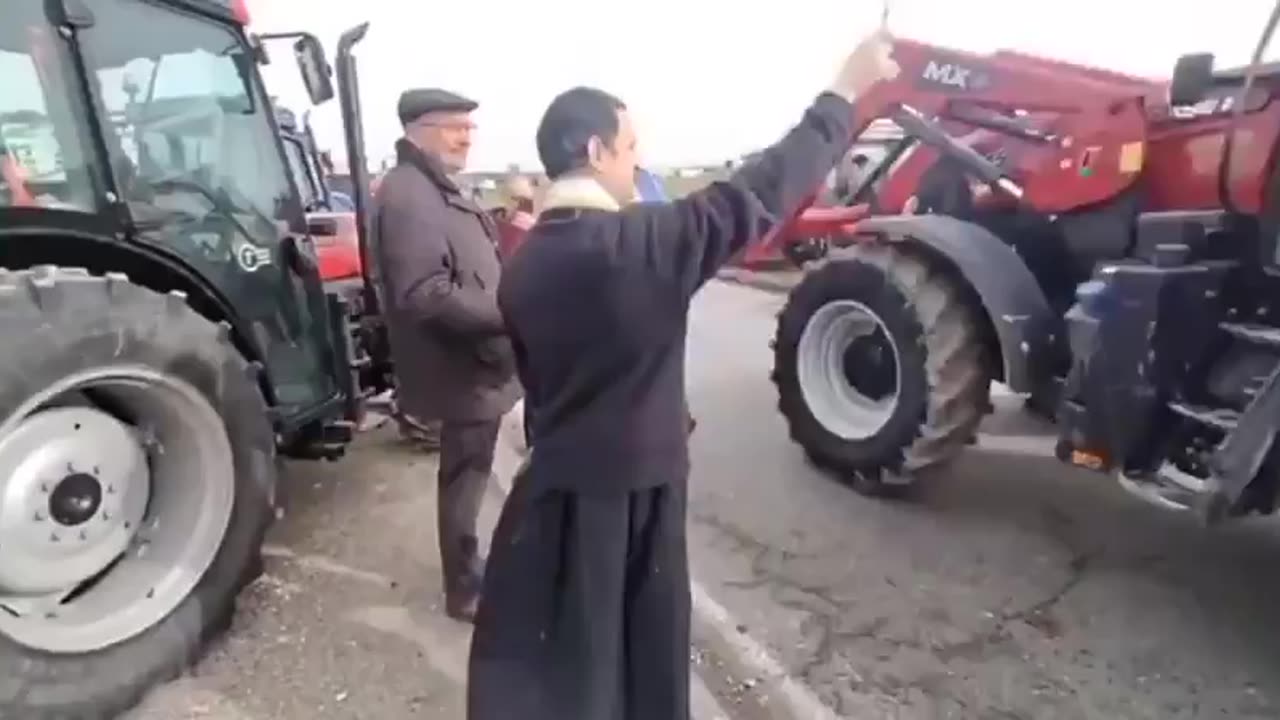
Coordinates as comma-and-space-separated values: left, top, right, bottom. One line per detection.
0, 227, 276, 404
852, 214, 1057, 393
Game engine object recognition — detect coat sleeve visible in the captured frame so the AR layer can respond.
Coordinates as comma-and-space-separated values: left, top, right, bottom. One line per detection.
377, 180, 506, 336
633, 91, 854, 298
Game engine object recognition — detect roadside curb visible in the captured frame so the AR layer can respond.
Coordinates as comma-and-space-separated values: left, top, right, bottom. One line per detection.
490, 404, 832, 720
690, 583, 840, 720
714, 268, 803, 295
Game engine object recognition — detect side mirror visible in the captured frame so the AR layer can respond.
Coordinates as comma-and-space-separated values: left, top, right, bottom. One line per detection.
1170, 52, 1215, 106
308, 217, 340, 236
293, 35, 334, 105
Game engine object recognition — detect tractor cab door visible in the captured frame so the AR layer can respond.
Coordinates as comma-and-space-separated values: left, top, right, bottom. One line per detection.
81, 0, 340, 417
280, 133, 326, 213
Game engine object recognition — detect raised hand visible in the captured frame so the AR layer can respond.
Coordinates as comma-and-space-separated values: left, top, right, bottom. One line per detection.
830, 29, 901, 103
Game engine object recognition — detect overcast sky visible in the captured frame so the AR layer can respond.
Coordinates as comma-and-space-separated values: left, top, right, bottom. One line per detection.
249, 0, 1273, 173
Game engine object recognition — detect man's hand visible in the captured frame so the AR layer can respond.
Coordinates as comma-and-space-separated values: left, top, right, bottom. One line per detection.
474, 336, 517, 385
829, 29, 900, 103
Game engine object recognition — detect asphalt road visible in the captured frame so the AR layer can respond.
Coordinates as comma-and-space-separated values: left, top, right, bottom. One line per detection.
685, 281, 1280, 720
126, 409, 728, 717
127, 430, 497, 719
126, 279, 1280, 719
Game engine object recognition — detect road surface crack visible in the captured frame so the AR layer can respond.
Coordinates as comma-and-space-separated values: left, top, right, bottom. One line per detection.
692, 503, 1102, 712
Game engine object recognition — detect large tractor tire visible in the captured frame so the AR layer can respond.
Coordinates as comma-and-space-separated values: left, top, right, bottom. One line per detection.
0, 266, 276, 719
772, 244, 990, 496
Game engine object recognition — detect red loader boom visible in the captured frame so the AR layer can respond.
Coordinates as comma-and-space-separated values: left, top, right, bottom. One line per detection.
739, 38, 1172, 268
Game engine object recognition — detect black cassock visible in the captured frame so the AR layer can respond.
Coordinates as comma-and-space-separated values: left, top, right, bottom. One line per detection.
467, 92, 854, 720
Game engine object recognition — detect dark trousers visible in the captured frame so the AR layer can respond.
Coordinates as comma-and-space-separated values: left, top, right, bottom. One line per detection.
438, 418, 500, 598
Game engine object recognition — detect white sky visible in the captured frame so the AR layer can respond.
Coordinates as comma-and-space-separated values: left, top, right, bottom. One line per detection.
248, 0, 1275, 173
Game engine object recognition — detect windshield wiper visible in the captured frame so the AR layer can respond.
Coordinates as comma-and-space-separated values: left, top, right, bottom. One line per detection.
129, 203, 203, 231
148, 174, 272, 246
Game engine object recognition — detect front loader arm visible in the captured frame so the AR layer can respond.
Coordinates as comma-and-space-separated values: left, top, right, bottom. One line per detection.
760, 37, 1157, 258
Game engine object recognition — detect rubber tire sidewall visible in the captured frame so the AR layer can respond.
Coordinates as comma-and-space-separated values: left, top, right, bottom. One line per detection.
774, 255, 930, 483
0, 271, 275, 719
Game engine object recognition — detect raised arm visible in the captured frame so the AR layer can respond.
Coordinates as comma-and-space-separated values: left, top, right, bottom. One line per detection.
635, 30, 900, 298
377, 180, 506, 337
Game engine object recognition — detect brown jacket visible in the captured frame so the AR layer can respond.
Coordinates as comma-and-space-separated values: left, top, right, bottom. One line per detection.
371, 139, 521, 422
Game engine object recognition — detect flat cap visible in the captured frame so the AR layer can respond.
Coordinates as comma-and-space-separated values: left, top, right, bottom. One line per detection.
397, 88, 478, 125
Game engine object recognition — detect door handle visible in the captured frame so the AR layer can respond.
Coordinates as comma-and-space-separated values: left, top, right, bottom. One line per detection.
283, 233, 320, 277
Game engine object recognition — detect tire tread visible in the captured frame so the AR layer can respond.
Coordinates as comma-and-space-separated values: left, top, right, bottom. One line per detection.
773, 244, 990, 491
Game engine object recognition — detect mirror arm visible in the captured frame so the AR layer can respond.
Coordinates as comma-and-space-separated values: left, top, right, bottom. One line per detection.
256, 31, 315, 43
247, 34, 270, 65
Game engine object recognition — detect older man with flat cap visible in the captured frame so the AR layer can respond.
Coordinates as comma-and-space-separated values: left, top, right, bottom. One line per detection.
370, 88, 520, 621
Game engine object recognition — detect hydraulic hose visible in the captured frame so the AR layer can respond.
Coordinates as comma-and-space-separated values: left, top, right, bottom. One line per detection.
1218, 0, 1280, 214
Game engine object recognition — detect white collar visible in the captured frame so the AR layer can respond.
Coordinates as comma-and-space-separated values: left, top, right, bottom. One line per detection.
540, 175, 634, 212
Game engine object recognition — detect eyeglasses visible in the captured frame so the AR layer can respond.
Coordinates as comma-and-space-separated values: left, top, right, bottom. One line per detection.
416, 121, 477, 133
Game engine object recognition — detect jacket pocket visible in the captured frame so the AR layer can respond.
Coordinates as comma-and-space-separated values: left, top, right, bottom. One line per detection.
473, 336, 517, 386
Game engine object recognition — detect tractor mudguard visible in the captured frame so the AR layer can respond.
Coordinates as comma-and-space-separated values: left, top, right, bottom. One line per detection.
854, 214, 1057, 393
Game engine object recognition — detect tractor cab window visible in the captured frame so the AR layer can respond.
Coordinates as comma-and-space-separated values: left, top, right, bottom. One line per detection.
82, 0, 297, 245
0, 6, 100, 212
281, 136, 323, 212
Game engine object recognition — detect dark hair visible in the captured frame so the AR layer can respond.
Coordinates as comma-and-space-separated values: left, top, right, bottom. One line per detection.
535, 86, 626, 179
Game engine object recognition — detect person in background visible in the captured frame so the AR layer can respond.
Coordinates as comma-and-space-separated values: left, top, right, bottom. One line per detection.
633, 164, 668, 202
494, 174, 538, 260
371, 87, 521, 622
467, 29, 899, 720
834, 151, 870, 201
818, 150, 869, 206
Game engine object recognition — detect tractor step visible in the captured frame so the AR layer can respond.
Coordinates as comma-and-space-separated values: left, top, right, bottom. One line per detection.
1221, 321, 1280, 348
1167, 401, 1239, 430
1116, 461, 1214, 513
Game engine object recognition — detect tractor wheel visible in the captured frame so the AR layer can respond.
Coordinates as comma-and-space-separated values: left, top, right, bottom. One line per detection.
772, 244, 989, 497
0, 266, 275, 719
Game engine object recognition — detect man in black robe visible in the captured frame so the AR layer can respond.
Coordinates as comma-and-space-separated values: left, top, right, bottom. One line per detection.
467, 30, 900, 719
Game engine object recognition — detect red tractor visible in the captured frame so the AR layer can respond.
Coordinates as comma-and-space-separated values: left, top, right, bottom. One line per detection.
770, 3, 1280, 524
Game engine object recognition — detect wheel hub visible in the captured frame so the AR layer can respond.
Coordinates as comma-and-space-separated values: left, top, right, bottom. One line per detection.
50, 472, 104, 527
796, 299, 902, 440
0, 365, 236, 654
843, 333, 897, 402
0, 406, 149, 598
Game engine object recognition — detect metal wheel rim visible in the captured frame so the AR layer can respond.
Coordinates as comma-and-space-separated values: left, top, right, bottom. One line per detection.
0, 364, 235, 653
797, 299, 901, 440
